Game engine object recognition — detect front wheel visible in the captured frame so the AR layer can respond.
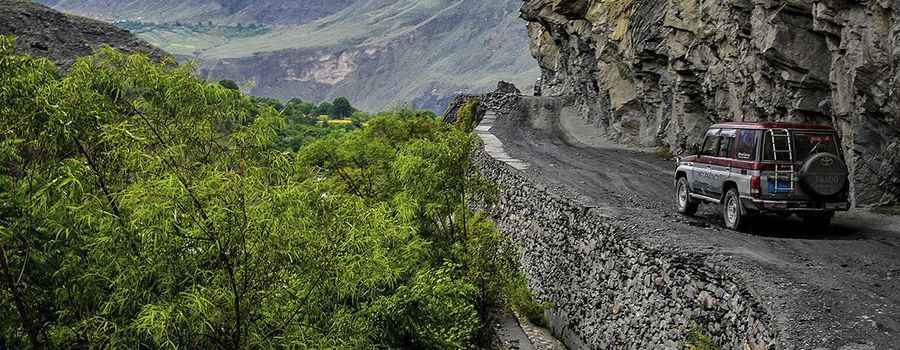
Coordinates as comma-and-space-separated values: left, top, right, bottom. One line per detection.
676, 177, 699, 215
722, 188, 746, 231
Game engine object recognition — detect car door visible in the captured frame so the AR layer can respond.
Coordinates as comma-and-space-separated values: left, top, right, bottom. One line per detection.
709, 129, 736, 197
692, 129, 721, 196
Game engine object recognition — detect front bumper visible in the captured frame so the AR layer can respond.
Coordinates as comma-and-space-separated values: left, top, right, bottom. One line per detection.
741, 197, 850, 212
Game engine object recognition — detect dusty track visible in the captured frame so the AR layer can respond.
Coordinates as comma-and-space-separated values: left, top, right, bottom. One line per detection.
485, 98, 900, 349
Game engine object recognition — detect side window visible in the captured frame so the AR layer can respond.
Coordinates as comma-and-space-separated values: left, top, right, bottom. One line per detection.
735, 129, 760, 160
700, 129, 720, 156
718, 129, 736, 158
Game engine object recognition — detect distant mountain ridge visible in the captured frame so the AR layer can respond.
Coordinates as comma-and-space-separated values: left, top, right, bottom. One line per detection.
36, 0, 357, 25
35, 0, 538, 112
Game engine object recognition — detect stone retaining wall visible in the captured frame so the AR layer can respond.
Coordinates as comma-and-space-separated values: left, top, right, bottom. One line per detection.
473, 144, 778, 349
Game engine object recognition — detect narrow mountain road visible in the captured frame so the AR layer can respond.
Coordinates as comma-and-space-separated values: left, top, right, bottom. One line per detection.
483, 105, 900, 349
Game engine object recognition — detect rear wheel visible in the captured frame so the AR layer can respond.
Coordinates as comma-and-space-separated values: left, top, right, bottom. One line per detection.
722, 188, 746, 231
676, 177, 699, 215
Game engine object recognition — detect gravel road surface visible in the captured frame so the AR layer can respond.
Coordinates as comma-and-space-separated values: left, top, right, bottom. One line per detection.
485, 102, 900, 349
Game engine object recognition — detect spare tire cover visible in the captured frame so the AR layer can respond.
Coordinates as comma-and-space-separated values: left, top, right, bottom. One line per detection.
799, 153, 849, 197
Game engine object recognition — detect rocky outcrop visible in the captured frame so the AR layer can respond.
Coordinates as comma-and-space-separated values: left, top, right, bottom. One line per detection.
441, 82, 525, 124
521, 0, 900, 206
0, 0, 166, 69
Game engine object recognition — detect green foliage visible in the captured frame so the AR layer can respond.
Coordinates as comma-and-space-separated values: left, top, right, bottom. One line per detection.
332, 97, 354, 119
114, 20, 271, 56
315, 101, 334, 117
656, 146, 675, 160
283, 98, 316, 121
271, 97, 368, 151
251, 95, 285, 111
455, 98, 481, 133
506, 274, 552, 328
368, 265, 480, 349
219, 79, 239, 90
0, 37, 533, 349
685, 326, 720, 350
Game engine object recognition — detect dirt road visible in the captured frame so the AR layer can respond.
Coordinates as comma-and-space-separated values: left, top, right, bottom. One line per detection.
484, 99, 900, 349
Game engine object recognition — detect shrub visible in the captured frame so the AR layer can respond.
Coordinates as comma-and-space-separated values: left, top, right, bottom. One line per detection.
685, 326, 720, 350
656, 146, 676, 160
454, 98, 481, 133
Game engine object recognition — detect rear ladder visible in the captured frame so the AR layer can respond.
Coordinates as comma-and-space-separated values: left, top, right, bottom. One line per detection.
768, 128, 795, 193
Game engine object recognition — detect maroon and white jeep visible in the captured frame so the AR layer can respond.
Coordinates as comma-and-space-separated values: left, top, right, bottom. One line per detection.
674, 122, 851, 231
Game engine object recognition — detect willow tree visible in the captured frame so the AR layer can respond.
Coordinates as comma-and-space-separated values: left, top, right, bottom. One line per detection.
1, 35, 537, 349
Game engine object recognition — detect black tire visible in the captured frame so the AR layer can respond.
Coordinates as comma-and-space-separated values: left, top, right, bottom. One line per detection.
801, 212, 835, 228
722, 188, 746, 231
675, 177, 699, 216
798, 153, 849, 198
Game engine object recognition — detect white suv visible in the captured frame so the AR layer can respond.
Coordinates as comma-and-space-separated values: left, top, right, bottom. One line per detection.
674, 122, 851, 231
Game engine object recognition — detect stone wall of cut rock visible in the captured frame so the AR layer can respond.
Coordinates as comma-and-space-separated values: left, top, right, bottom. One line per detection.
473, 143, 777, 349
520, 0, 900, 206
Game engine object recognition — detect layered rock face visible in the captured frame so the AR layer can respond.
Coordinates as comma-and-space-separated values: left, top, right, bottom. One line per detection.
522, 0, 900, 205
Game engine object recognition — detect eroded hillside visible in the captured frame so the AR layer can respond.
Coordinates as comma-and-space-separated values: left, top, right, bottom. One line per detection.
35, 0, 540, 112
523, 0, 899, 206
37, 0, 357, 25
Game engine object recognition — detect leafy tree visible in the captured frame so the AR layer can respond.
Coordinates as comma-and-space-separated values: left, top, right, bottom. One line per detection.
282, 98, 317, 123
314, 102, 334, 117
251, 96, 284, 111
219, 79, 239, 90
0, 36, 540, 349
332, 97, 354, 118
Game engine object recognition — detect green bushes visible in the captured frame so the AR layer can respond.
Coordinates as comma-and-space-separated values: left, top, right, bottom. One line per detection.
454, 97, 481, 133
0, 36, 535, 349
685, 327, 720, 350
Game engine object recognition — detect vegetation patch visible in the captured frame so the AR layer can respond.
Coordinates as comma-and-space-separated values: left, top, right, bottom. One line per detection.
656, 146, 676, 160
0, 35, 532, 349
454, 97, 481, 133
684, 326, 720, 350
114, 20, 271, 56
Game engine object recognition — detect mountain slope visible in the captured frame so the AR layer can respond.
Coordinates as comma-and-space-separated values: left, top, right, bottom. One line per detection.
36, 0, 538, 112
37, 0, 357, 25
0, 0, 166, 69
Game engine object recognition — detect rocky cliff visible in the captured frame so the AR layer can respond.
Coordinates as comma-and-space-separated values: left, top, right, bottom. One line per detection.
521, 0, 900, 206
0, 1, 166, 69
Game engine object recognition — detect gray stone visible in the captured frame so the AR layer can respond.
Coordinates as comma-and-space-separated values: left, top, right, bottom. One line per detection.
520, 0, 900, 206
